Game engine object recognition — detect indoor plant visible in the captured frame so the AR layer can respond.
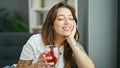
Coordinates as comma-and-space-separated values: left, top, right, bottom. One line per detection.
0, 8, 29, 32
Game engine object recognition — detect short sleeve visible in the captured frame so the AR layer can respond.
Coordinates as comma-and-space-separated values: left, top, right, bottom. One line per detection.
20, 35, 36, 60
20, 43, 34, 60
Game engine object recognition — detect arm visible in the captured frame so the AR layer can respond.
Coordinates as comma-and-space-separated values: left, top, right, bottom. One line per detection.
66, 22, 95, 68
16, 54, 54, 68
68, 40, 95, 68
16, 34, 54, 68
16, 60, 34, 68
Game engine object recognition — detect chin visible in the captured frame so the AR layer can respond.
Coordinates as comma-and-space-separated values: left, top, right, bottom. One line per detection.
63, 33, 71, 36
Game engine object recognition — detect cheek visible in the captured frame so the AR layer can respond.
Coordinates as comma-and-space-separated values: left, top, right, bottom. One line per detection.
53, 21, 63, 29
53, 22, 63, 34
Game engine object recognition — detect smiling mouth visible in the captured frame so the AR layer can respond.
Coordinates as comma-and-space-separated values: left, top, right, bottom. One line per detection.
62, 27, 71, 31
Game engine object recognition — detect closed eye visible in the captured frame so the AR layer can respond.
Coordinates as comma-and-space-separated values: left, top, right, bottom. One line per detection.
58, 18, 64, 20
69, 18, 74, 20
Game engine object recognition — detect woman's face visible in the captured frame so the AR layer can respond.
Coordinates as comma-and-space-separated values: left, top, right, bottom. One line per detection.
53, 7, 75, 37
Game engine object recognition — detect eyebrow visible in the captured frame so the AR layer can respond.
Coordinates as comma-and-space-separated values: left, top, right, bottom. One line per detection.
57, 14, 73, 17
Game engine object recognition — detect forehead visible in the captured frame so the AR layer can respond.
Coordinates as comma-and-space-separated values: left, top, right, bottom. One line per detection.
56, 7, 72, 16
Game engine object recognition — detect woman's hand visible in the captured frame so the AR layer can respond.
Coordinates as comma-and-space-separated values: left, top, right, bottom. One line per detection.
65, 22, 76, 44
35, 53, 54, 68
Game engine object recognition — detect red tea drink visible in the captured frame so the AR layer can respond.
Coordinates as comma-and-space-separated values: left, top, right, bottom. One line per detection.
45, 49, 58, 64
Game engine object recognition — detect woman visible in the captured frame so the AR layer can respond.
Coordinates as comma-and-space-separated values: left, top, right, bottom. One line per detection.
16, 2, 94, 68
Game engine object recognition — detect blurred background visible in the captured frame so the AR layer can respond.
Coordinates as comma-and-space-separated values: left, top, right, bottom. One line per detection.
0, 0, 118, 68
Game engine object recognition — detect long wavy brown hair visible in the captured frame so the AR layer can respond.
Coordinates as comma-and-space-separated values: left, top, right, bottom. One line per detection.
41, 2, 79, 68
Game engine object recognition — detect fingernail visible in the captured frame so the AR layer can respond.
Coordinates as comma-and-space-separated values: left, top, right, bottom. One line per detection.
48, 56, 52, 59
43, 55, 45, 57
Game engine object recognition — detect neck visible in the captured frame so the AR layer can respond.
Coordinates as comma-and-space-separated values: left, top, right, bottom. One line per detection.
54, 35, 65, 48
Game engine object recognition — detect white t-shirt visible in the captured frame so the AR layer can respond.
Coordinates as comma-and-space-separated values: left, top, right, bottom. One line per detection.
20, 34, 64, 68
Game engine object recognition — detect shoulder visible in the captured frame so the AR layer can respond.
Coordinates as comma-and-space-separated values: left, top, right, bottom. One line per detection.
29, 33, 41, 40
22, 33, 45, 52
25, 33, 43, 47
27, 33, 42, 42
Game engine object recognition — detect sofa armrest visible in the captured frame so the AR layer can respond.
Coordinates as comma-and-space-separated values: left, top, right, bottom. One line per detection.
0, 32, 33, 67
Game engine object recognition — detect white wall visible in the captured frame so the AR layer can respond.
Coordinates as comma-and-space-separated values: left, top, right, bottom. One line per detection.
78, 0, 117, 68
78, 0, 89, 52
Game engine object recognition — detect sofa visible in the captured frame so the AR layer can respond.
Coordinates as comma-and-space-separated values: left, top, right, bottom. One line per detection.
0, 32, 33, 67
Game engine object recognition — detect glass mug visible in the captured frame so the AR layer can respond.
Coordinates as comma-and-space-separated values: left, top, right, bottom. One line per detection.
45, 45, 60, 68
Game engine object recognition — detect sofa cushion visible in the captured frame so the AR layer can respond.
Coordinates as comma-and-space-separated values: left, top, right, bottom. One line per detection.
0, 32, 32, 67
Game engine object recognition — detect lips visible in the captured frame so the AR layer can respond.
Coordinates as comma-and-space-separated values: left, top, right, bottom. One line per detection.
62, 27, 71, 31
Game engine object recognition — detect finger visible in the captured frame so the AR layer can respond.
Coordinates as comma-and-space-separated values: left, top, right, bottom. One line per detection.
68, 23, 76, 38
46, 62, 54, 65
65, 22, 76, 43
45, 57, 54, 67
46, 62, 55, 67
39, 52, 46, 58
38, 56, 53, 66
34, 62, 46, 68
38, 53, 46, 61
37, 61, 46, 65
36, 60, 47, 68
39, 56, 52, 62
45, 56, 53, 60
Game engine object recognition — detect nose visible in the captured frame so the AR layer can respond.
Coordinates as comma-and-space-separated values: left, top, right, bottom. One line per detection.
64, 18, 70, 24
